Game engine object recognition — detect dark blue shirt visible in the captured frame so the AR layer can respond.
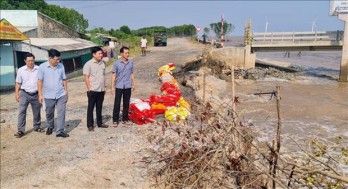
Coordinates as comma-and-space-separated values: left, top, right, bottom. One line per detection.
112, 59, 134, 89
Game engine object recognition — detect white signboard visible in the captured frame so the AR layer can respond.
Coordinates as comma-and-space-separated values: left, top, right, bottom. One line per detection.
0, 10, 38, 28
330, 0, 348, 16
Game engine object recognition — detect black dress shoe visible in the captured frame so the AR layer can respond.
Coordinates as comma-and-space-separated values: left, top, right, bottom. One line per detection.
98, 124, 109, 128
46, 128, 53, 135
14, 131, 24, 138
56, 132, 69, 138
88, 127, 94, 131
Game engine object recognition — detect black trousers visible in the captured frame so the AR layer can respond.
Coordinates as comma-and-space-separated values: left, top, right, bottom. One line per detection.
113, 88, 131, 123
87, 91, 105, 127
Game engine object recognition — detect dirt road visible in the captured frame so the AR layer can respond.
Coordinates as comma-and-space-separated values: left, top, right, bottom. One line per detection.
0, 38, 204, 189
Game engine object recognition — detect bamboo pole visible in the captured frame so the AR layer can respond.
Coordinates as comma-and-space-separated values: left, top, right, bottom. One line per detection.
203, 68, 206, 103
272, 85, 282, 189
231, 65, 236, 120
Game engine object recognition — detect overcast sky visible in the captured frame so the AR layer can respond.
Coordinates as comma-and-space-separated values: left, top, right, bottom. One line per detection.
46, 1, 344, 36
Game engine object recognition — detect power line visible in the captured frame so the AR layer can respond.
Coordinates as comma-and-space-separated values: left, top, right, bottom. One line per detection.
69, 1, 124, 10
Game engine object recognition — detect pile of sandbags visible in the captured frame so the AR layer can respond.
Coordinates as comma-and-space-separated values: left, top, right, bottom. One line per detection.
155, 63, 191, 122
129, 63, 191, 125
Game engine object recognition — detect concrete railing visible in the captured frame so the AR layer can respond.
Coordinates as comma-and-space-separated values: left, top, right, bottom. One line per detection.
252, 31, 343, 43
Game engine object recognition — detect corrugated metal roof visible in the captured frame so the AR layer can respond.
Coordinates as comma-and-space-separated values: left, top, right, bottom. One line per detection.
18, 27, 37, 33
23, 38, 98, 52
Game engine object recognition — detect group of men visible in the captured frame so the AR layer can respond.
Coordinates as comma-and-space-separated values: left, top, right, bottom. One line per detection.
14, 46, 135, 138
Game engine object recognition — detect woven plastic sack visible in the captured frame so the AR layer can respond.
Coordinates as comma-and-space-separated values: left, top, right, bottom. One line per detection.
160, 75, 174, 83
178, 98, 190, 110
150, 103, 166, 115
161, 87, 182, 98
149, 94, 179, 107
129, 101, 155, 125
165, 107, 190, 122
158, 65, 175, 76
130, 98, 144, 104
160, 82, 179, 92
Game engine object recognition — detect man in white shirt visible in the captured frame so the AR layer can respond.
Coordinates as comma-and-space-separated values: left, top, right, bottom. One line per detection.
14, 53, 43, 138
140, 36, 148, 56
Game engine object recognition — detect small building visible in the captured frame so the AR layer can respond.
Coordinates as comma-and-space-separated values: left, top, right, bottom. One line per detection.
0, 19, 29, 90
98, 34, 118, 47
0, 10, 98, 91
12, 38, 96, 74
0, 10, 87, 39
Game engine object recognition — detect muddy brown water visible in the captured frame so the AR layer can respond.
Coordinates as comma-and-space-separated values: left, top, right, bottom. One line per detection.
242, 51, 348, 148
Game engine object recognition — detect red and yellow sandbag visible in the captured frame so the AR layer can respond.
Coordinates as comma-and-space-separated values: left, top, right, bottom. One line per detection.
150, 103, 166, 115
158, 63, 175, 76
178, 98, 190, 110
165, 107, 190, 122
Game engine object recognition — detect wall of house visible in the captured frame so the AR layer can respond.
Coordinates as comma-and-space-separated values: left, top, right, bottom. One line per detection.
37, 13, 80, 38
0, 43, 15, 90
23, 29, 38, 38
12, 42, 48, 62
61, 49, 92, 73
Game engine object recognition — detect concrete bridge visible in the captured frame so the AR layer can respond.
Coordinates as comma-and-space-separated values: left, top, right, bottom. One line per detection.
250, 31, 343, 52
244, 22, 347, 82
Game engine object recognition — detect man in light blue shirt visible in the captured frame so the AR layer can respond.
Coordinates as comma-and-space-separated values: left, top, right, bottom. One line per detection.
38, 49, 69, 138
14, 53, 43, 138
111, 46, 135, 126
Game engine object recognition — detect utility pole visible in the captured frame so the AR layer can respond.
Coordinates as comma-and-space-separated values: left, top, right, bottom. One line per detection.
221, 14, 224, 48
264, 21, 269, 41
338, 14, 348, 82
311, 18, 317, 32
330, 0, 348, 81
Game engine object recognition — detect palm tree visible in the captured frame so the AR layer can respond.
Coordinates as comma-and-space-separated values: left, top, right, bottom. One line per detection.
209, 21, 235, 38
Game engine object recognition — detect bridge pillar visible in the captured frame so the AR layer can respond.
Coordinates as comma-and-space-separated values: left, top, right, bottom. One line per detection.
339, 14, 348, 82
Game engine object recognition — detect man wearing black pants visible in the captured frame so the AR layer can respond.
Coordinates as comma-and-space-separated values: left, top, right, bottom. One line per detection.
111, 46, 135, 127
83, 47, 109, 131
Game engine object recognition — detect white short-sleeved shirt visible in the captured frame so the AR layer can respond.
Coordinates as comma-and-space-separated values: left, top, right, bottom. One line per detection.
16, 65, 39, 93
109, 41, 115, 48
141, 38, 147, 47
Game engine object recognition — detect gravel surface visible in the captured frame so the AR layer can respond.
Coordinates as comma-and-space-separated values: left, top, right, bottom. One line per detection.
0, 38, 205, 189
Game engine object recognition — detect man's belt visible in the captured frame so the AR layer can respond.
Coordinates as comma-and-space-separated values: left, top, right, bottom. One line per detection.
21, 89, 38, 95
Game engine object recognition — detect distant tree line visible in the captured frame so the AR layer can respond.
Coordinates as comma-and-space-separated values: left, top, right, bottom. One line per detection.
1, 0, 234, 44
132, 25, 197, 37
88, 24, 197, 45
1, 0, 88, 33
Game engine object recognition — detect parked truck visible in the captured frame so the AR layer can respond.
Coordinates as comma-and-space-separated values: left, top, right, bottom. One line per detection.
154, 31, 167, 46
